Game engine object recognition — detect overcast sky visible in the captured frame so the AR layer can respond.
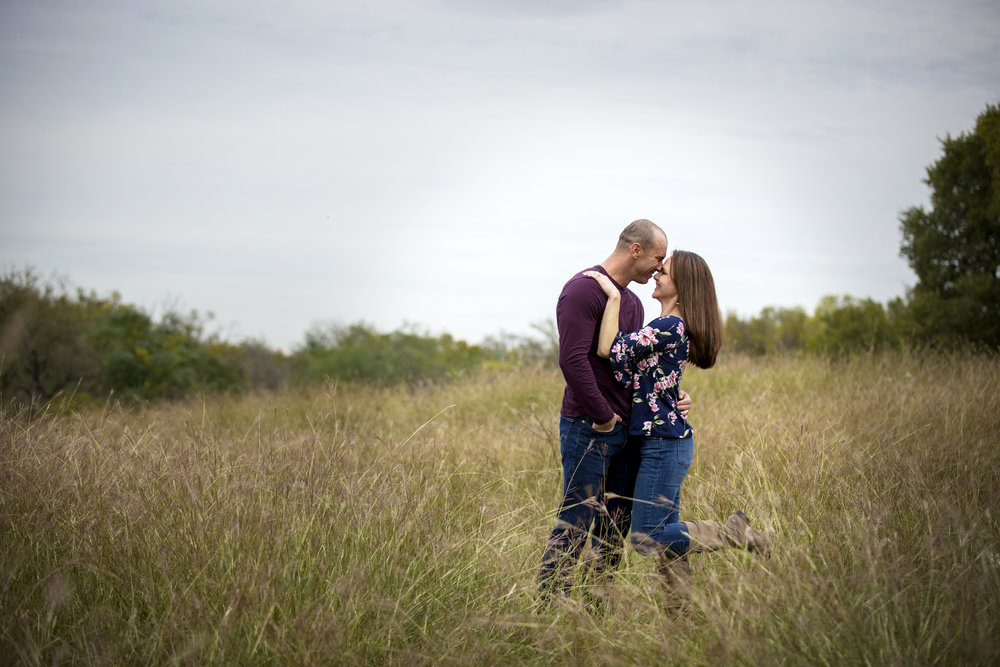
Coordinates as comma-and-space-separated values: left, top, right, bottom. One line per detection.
2, 0, 998, 351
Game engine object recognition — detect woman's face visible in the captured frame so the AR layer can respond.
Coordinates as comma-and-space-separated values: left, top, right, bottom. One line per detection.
652, 256, 677, 303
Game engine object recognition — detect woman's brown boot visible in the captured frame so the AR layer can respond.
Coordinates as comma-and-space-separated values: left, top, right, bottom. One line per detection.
681, 511, 771, 558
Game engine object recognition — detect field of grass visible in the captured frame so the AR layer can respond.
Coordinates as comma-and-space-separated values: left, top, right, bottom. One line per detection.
3, 351, 999, 665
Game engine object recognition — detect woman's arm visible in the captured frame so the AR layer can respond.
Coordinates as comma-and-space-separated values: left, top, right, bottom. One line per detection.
582, 271, 620, 359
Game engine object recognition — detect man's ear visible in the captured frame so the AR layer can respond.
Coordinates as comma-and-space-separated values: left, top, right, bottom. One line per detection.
631, 242, 643, 258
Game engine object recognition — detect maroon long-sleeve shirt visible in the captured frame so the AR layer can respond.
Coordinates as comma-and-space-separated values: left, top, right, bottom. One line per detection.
557, 265, 644, 425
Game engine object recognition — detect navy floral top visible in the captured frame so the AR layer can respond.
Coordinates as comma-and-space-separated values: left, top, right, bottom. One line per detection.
609, 315, 691, 438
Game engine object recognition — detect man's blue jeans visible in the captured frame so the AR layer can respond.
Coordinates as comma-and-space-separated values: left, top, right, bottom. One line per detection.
630, 435, 694, 557
537, 416, 638, 595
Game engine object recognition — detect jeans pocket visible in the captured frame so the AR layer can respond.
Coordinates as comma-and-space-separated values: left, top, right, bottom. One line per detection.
587, 422, 616, 435
676, 437, 694, 470
579, 420, 627, 459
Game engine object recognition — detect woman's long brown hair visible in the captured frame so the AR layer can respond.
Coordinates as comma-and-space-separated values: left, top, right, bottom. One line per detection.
671, 250, 723, 369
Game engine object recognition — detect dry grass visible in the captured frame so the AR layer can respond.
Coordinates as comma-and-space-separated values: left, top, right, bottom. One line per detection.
2, 353, 999, 665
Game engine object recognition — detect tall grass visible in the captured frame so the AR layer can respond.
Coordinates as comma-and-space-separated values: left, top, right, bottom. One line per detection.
2, 352, 999, 664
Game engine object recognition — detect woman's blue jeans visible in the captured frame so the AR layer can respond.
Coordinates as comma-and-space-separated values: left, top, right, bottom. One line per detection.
630, 435, 694, 557
537, 416, 638, 594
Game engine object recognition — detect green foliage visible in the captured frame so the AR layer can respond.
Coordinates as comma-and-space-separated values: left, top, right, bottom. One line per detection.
898, 102, 1000, 347
724, 306, 811, 355
290, 321, 497, 385
807, 295, 897, 354
724, 296, 907, 356
1, 269, 248, 405
0, 269, 105, 402
92, 307, 244, 401
0, 269, 559, 406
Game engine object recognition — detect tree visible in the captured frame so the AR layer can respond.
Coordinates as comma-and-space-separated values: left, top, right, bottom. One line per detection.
0, 269, 104, 402
806, 295, 895, 354
292, 321, 494, 385
898, 102, 1000, 347
1, 268, 247, 405
723, 306, 810, 355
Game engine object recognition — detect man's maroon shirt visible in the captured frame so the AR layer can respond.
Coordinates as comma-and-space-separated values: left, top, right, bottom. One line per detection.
557, 265, 644, 425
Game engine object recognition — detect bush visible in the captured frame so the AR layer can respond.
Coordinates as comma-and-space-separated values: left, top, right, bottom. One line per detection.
290, 322, 498, 385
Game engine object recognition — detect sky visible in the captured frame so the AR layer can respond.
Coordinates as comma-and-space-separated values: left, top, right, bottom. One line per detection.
2, 0, 998, 352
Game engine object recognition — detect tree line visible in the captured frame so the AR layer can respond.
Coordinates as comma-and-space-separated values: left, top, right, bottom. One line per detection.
2, 104, 997, 405
0, 269, 522, 405
725, 296, 906, 356
0, 266, 981, 407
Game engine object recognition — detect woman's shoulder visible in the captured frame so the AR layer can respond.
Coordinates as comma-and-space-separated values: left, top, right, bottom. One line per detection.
647, 314, 684, 329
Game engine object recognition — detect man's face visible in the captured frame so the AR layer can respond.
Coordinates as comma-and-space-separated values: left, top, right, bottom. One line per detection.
632, 233, 668, 284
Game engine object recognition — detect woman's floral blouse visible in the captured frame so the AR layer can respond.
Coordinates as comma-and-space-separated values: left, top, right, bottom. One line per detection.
609, 315, 691, 438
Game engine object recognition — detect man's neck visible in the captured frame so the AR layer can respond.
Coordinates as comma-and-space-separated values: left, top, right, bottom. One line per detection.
599, 254, 631, 288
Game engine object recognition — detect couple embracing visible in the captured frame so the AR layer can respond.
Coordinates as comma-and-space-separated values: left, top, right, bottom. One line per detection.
537, 219, 770, 607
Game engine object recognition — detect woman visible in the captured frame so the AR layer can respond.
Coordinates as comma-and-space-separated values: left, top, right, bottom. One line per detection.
583, 250, 770, 595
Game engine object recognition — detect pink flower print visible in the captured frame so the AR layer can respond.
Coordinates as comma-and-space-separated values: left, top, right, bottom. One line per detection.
614, 371, 624, 382
636, 327, 658, 347
676, 321, 685, 336
643, 421, 653, 434
647, 393, 659, 412
637, 358, 648, 371
653, 378, 667, 393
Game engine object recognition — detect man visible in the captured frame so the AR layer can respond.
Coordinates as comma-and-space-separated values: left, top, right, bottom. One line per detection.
537, 219, 691, 599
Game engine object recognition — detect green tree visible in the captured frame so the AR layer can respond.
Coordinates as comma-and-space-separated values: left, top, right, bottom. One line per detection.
2, 268, 246, 405
806, 295, 895, 354
0, 269, 105, 402
93, 306, 243, 400
723, 306, 810, 355
899, 102, 1000, 347
292, 321, 493, 385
